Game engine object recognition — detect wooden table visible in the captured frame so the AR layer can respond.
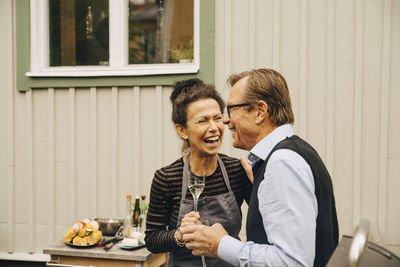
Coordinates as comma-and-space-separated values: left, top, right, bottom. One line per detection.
43, 240, 167, 267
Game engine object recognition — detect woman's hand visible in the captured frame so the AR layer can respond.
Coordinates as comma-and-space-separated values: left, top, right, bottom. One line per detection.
181, 211, 201, 227
176, 211, 201, 242
240, 156, 254, 184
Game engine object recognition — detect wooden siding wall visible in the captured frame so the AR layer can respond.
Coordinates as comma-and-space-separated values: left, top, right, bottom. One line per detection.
1, 0, 400, 259
1, 84, 183, 256
215, 0, 400, 255
1, 84, 184, 255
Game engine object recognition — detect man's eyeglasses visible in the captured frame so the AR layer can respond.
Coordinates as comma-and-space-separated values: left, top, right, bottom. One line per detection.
226, 102, 255, 117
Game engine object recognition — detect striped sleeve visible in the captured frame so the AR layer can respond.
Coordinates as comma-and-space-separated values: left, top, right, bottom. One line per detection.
145, 169, 178, 253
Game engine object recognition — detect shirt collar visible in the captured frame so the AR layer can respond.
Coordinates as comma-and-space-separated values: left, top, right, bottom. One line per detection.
249, 124, 294, 161
247, 152, 260, 168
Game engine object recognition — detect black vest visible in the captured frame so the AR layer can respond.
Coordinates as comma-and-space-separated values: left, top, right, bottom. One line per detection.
246, 135, 339, 267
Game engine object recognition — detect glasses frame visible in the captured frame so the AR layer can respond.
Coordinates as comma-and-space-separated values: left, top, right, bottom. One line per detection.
226, 102, 255, 117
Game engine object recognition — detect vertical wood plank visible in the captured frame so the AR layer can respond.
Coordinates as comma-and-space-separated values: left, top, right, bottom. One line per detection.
222, 0, 233, 156
7, 0, 15, 252
223, 0, 232, 75
248, 0, 256, 68
48, 88, 55, 244
26, 90, 34, 252
353, 0, 363, 228
69, 88, 76, 222
299, 0, 308, 138
7, 101, 15, 251
326, 0, 335, 177
7, 97, 15, 252
111, 87, 118, 217
155, 86, 163, 168
273, 0, 281, 69
133, 87, 141, 193
378, 0, 391, 243
90, 87, 97, 217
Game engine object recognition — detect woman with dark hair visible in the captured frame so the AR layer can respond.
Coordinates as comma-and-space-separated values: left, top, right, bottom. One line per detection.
145, 79, 252, 267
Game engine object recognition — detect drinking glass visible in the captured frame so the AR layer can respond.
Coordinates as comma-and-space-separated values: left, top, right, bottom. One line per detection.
188, 172, 205, 212
188, 171, 206, 267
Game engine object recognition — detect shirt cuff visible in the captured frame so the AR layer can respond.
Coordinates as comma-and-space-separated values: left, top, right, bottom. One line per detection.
218, 235, 243, 266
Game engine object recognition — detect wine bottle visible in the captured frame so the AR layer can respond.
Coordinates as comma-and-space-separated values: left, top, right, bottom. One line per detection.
123, 194, 133, 237
132, 196, 141, 228
139, 194, 147, 231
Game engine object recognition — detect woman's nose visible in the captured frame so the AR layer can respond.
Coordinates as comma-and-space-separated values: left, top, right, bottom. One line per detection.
209, 120, 218, 131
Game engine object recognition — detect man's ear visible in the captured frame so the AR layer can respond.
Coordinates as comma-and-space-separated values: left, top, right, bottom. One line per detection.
255, 101, 269, 124
175, 124, 188, 140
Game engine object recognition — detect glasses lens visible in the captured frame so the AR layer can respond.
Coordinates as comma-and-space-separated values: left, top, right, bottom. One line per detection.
227, 103, 253, 117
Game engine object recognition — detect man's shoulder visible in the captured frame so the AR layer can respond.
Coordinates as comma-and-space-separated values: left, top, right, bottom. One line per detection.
268, 148, 307, 166
275, 135, 314, 150
273, 135, 322, 164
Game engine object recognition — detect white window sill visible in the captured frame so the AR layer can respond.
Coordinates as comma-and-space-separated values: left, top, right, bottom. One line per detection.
26, 63, 199, 77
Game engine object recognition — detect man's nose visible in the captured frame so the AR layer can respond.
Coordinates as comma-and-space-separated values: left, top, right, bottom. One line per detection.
222, 113, 230, 124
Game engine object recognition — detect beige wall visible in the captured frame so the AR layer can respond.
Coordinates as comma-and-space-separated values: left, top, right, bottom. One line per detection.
1, 0, 400, 260
215, 0, 400, 255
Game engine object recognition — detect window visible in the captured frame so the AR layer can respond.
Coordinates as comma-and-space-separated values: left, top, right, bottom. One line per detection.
49, 0, 110, 67
27, 0, 199, 77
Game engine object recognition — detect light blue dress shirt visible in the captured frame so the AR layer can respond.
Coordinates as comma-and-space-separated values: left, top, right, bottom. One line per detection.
218, 124, 318, 267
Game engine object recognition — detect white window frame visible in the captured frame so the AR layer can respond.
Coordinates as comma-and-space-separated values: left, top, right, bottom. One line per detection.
27, 0, 200, 77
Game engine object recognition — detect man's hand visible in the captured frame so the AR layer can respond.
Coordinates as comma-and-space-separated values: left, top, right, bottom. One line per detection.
181, 223, 228, 258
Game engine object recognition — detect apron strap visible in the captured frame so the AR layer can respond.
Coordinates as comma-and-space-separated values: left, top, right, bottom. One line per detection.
182, 155, 190, 199
181, 154, 232, 199
217, 155, 232, 192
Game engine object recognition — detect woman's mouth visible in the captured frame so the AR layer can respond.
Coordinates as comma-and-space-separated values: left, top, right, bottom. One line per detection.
204, 136, 220, 147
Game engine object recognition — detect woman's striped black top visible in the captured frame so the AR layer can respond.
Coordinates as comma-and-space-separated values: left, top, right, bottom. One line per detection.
144, 153, 252, 253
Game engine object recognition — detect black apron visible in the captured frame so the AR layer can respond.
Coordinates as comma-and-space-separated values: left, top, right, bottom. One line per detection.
168, 155, 241, 267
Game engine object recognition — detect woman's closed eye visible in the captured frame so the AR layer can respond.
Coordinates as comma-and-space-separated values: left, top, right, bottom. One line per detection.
195, 114, 222, 124
214, 115, 222, 121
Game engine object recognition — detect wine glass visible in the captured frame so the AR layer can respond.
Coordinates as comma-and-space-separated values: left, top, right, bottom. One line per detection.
188, 171, 206, 267
188, 172, 205, 212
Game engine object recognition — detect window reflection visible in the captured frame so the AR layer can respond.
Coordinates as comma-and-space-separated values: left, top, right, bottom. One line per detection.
128, 0, 194, 64
49, 0, 109, 66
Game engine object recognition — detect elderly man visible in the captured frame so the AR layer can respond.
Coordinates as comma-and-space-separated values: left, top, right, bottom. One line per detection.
181, 68, 338, 267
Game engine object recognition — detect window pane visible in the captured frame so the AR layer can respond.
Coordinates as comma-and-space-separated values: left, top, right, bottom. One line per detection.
49, 0, 109, 66
128, 0, 194, 64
